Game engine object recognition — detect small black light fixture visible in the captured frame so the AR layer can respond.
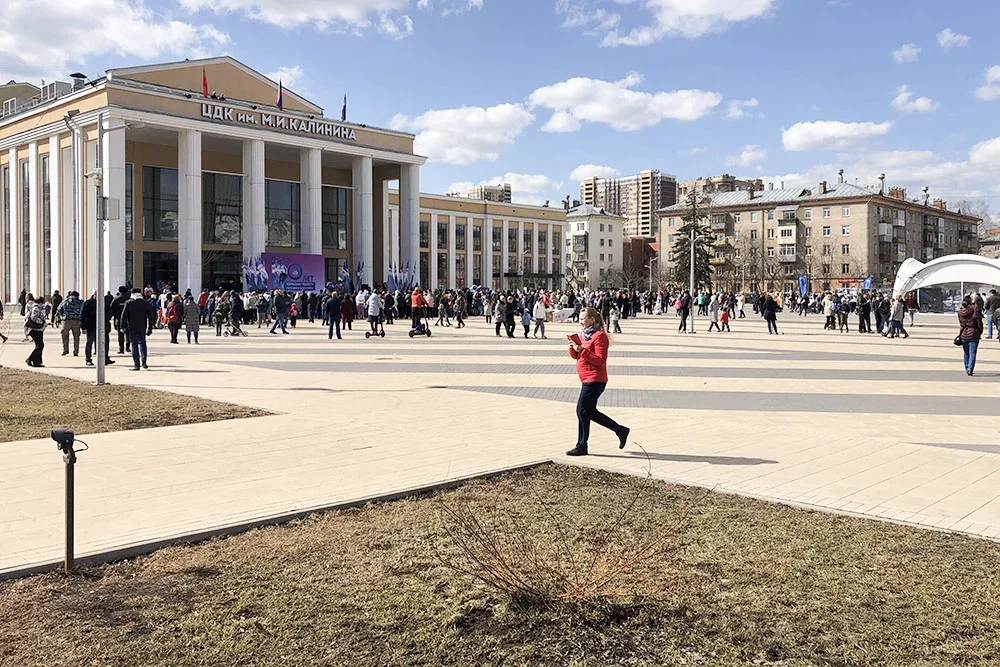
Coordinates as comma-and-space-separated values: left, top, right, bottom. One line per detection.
251, 104, 258, 110
184, 93, 192, 99
309, 114, 314, 119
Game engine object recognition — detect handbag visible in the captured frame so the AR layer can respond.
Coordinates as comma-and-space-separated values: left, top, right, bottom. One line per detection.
954, 335, 963, 346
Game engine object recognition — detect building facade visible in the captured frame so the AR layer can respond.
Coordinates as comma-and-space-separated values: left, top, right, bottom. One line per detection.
579, 169, 677, 238
563, 204, 626, 289
387, 191, 565, 290
465, 183, 511, 203
658, 179, 981, 292
677, 174, 763, 198
0, 56, 427, 302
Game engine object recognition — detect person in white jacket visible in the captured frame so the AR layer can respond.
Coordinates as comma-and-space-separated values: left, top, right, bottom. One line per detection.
532, 299, 548, 339
366, 290, 383, 335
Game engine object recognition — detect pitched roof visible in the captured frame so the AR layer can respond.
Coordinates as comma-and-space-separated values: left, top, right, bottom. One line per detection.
659, 182, 880, 213
567, 204, 626, 218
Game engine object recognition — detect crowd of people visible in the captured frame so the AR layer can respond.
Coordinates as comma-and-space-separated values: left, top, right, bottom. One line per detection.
2, 280, 995, 378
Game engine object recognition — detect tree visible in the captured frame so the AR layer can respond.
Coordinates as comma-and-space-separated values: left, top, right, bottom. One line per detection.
670, 192, 713, 290
620, 254, 648, 289
954, 199, 994, 239
733, 235, 761, 292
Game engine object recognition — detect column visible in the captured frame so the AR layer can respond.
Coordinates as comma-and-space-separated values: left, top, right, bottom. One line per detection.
102, 120, 126, 291
7, 147, 19, 299
242, 139, 266, 263
546, 223, 554, 285
532, 226, 540, 274
447, 216, 456, 289
382, 182, 390, 279
177, 129, 202, 294
351, 155, 373, 287
71, 129, 84, 291
517, 220, 525, 283
466, 220, 473, 286
48, 136, 61, 293
501, 219, 509, 289
28, 142, 38, 296
484, 217, 493, 288
301, 148, 322, 255
400, 163, 420, 284
390, 202, 400, 267
429, 213, 439, 288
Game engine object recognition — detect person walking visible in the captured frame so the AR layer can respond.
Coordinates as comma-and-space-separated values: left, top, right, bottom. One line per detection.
110, 287, 130, 354
366, 289, 383, 335
270, 289, 291, 334
707, 296, 721, 332
678, 290, 691, 333
565, 307, 630, 457
532, 298, 547, 338
326, 290, 344, 340
986, 289, 1000, 340
57, 291, 83, 356
720, 308, 731, 332
121, 288, 157, 370
888, 297, 909, 339
958, 295, 983, 376
182, 294, 201, 343
494, 296, 505, 337
166, 294, 182, 344
763, 294, 780, 335
24, 296, 47, 367
0, 300, 7, 343
80, 292, 115, 367
504, 295, 517, 339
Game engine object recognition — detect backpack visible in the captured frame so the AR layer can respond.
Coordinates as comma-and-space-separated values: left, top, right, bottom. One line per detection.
26, 305, 46, 330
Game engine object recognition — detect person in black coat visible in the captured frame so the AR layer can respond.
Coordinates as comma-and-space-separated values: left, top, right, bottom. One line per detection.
111, 286, 131, 354
270, 289, 291, 334
80, 293, 115, 367
325, 290, 343, 340
762, 295, 780, 335
121, 288, 157, 370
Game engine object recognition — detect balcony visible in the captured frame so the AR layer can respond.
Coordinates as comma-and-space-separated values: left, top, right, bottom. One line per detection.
709, 257, 727, 266
712, 237, 728, 247
778, 217, 799, 226
778, 254, 797, 263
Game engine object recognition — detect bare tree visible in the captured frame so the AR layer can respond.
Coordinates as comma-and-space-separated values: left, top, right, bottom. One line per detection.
954, 199, 994, 238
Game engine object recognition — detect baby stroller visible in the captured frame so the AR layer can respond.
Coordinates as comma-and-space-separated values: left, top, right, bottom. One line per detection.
223, 319, 249, 337
365, 315, 386, 339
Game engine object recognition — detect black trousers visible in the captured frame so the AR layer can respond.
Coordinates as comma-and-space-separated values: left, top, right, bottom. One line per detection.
27, 329, 44, 365
577, 382, 621, 447
679, 312, 688, 332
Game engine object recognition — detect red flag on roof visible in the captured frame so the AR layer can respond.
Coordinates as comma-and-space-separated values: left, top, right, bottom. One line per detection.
276, 80, 284, 111
202, 67, 209, 98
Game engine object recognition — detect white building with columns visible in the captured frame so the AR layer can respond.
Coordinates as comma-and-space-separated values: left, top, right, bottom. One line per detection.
0, 56, 427, 301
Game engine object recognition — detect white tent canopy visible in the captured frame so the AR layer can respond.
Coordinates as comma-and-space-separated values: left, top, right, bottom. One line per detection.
893, 254, 1000, 297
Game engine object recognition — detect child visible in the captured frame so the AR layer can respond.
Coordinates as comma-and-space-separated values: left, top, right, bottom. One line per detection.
521, 308, 532, 338
610, 305, 622, 333
289, 302, 299, 328
720, 309, 731, 332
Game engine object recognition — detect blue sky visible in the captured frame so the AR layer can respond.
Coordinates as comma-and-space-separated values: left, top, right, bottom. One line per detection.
3, 0, 998, 217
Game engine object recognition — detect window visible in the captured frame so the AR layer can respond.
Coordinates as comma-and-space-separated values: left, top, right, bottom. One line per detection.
780, 228, 793, 238
750, 229, 758, 241
608, 224, 613, 233
733, 230, 741, 240
577, 223, 584, 232
420, 251, 429, 285
734, 213, 741, 223
456, 254, 466, 287
456, 223, 466, 251
842, 206, 851, 217
667, 251, 674, 261
751, 212, 758, 222
125, 164, 133, 241
804, 209, 812, 220
508, 226, 517, 252
805, 227, 812, 237
806, 246, 812, 256
782, 210, 797, 221
473, 225, 482, 251
823, 207, 831, 218
767, 211, 774, 221
767, 228, 775, 239
608, 254, 613, 264
142, 166, 179, 242
437, 252, 448, 287
715, 233, 725, 242
20, 160, 29, 290
822, 245, 830, 255
321, 186, 348, 250
420, 219, 430, 248
668, 217, 675, 227
668, 234, 676, 243
841, 263, 850, 275
492, 226, 501, 252
841, 224, 850, 235
523, 228, 532, 253
552, 230, 560, 254
600, 238, 605, 247
822, 226, 831, 237
734, 248, 741, 258
203, 173, 243, 245
599, 223, 604, 232
538, 229, 546, 253
608, 238, 613, 247
822, 264, 831, 275
41, 155, 51, 296
437, 222, 448, 249
842, 244, 850, 255
125, 250, 134, 288
767, 247, 775, 257
264, 179, 301, 248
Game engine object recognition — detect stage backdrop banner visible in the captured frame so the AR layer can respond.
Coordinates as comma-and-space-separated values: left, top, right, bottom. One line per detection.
260, 253, 326, 293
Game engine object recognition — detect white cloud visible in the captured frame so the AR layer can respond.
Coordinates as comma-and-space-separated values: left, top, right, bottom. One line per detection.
570, 164, 620, 181
264, 65, 304, 88
389, 103, 534, 165
892, 43, 920, 64
445, 181, 477, 196
725, 144, 767, 168
528, 71, 721, 132
560, 0, 776, 46
970, 137, 1000, 165
0, 0, 228, 81
450, 172, 563, 205
937, 28, 970, 49
890, 85, 938, 114
974, 66, 1000, 101
782, 120, 894, 151
724, 98, 760, 120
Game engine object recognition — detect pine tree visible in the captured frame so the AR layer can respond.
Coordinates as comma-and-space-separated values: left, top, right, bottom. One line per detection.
670, 192, 713, 290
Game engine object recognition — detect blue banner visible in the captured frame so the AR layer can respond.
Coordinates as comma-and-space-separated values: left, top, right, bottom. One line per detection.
797, 274, 808, 297
863, 275, 873, 290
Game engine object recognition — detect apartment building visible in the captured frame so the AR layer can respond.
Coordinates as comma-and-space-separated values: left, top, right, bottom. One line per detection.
677, 174, 763, 198
563, 204, 625, 289
579, 169, 676, 237
466, 183, 511, 203
658, 178, 981, 292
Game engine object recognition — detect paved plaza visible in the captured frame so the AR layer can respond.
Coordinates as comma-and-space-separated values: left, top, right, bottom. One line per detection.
2, 310, 1000, 578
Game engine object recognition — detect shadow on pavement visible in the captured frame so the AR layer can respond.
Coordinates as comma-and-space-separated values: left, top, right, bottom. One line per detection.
589, 451, 779, 466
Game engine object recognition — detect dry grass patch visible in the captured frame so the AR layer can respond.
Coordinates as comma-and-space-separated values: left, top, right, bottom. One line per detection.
0, 367, 267, 442
1, 465, 999, 666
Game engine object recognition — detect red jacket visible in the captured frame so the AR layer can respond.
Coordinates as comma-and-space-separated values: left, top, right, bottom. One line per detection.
569, 330, 609, 383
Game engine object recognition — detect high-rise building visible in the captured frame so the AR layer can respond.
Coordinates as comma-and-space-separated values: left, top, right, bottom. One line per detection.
579, 169, 676, 237
466, 183, 511, 203
677, 174, 763, 198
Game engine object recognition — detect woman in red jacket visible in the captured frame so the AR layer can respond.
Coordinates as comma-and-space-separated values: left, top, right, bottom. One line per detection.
566, 307, 629, 456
